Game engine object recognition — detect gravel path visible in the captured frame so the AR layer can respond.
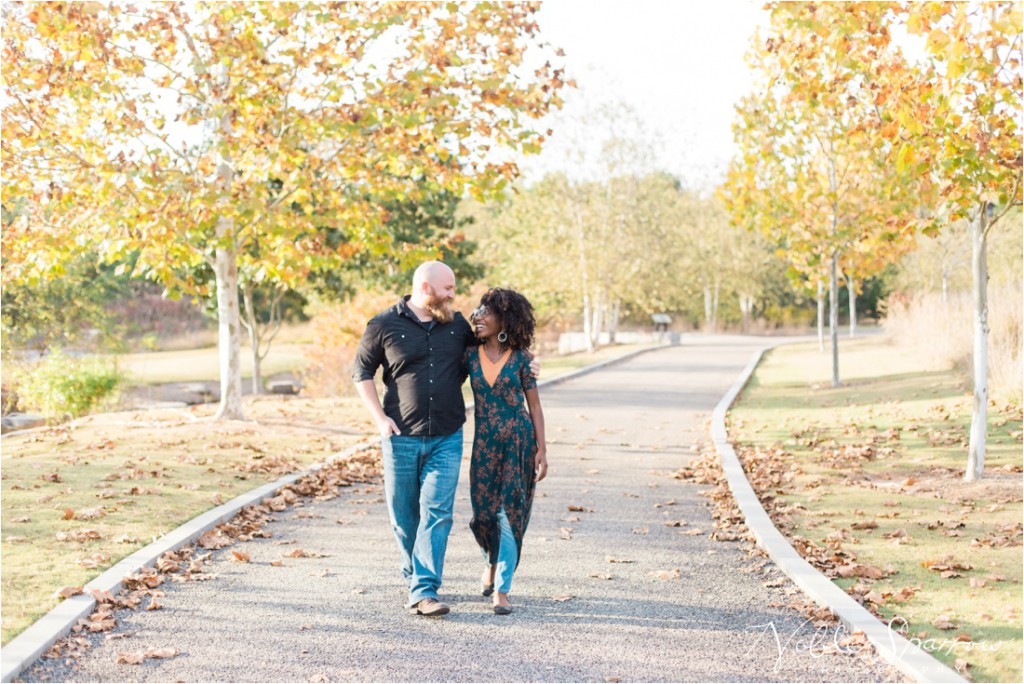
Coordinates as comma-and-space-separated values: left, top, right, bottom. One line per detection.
22, 337, 903, 683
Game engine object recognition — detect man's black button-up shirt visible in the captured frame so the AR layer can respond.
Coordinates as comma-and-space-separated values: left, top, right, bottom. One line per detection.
351, 297, 477, 437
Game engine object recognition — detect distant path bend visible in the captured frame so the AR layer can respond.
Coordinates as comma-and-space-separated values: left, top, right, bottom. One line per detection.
24, 336, 901, 683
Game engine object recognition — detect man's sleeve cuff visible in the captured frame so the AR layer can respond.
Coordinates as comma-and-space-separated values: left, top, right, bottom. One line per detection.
352, 371, 375, 382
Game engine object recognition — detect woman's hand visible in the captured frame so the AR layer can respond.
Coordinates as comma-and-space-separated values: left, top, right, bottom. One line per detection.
534, 448, 548, 482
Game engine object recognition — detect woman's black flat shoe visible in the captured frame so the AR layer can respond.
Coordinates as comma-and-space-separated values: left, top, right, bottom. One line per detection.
493, 604, 513, 615
482, 583, 494, 597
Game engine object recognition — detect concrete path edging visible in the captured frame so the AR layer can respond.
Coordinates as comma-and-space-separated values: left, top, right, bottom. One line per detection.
711, 342, 967, 684
0, 343, 666, 683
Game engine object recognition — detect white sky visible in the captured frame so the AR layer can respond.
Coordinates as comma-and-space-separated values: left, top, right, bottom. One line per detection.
521, 0, 770, 189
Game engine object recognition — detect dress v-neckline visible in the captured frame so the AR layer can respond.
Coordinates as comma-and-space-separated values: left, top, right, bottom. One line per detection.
479, 347, 511, 388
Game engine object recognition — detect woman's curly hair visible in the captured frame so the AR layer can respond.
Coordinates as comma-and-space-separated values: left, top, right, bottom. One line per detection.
478, 287, 535, 351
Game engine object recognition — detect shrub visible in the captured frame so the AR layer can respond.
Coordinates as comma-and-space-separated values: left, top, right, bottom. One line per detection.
884, 284, 1022, 404
15, 350, 124, 422
303, 290, 401, 398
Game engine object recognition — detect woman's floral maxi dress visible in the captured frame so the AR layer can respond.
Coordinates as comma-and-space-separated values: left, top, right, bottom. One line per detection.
466, 347, 538, 567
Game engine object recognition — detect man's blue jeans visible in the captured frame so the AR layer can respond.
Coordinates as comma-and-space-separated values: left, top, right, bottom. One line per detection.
383, 429, 463, 607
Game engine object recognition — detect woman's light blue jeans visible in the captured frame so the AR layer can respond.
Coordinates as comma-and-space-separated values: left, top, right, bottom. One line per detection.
483, 507, 518, 594
384, 429, 463, 607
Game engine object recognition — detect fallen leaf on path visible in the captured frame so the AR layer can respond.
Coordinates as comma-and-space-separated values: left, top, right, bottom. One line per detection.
850, 521, 878, 530
551, 594, 574, 602
631, 527, 649, 535
54, 586, 83, 599
605, 556, 635, 564
231, 550, 251, 563
954, 659, 970, 674
63, 509, 75, 520
567, 505, 594, 513
652, 568, 681, 580
590, 573, 614, 580
932, 616, 957, 630
654, 499, 677, 508
270, 560, 283, 567
197, 530, 231, 549
147, 647, 178, 659
146, 599, 163, 611
664, 520, 687, 527
309, 675, 330, 683
116, 651, 146, 665
682, 529, 704, 536
283, 548, 328, 558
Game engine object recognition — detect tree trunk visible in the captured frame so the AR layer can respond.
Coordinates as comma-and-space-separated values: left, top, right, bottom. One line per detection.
590, 288, 603, 349
817, 278, 825, 352
848, 274, 857, 338
965, 206, 989, 481
739, 293, 753, 333
573, 201, 594, 354
713, 280, 720, 332
703, 286, 713, 332
830, 251, 840, 387
240, 283, 264, 396
212, 62, 243, 420
608, 299, 620, 344
214, 220, 244, 420
582, 290, 594, 354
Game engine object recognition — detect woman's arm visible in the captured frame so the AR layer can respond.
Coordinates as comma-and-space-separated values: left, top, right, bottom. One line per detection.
524, 387, 547, 482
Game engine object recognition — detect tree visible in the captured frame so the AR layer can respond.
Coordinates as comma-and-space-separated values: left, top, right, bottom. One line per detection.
891, 2, 1023, 480
724, 2, 920, 385
2, 2, 568, 419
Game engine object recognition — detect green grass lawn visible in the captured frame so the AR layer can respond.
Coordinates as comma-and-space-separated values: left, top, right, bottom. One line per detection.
114, 343, 310, 385
0, 396, 372, 645
730, 336, 1023, 683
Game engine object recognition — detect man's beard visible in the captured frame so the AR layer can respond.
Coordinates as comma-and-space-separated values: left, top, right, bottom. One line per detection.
426, 288, 454, 324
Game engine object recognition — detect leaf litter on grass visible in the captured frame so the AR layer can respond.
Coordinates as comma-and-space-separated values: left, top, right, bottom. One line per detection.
725, 338, 1024, 682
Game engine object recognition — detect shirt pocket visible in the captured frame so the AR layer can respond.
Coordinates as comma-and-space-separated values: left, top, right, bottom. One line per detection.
383, 329, 425, 365
433, 327, 463, 355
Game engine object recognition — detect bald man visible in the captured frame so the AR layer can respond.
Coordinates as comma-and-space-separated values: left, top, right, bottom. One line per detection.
353, 261, 538, 616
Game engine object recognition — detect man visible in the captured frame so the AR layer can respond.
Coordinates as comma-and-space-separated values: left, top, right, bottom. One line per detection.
352, 261, 538, 616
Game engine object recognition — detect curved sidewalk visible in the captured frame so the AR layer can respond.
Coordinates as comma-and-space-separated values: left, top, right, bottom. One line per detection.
20, 337, 903, 682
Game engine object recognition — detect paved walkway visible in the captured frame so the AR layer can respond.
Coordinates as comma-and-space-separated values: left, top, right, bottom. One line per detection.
23, 338, 901, 682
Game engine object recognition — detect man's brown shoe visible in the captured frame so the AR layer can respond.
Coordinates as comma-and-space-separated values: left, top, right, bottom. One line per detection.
409, 598, 450, 617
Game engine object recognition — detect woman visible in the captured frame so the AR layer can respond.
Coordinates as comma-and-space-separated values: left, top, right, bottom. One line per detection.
466, 288, 547, 615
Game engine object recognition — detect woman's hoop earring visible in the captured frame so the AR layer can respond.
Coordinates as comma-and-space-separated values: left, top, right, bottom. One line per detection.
497, 331, 508, 344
